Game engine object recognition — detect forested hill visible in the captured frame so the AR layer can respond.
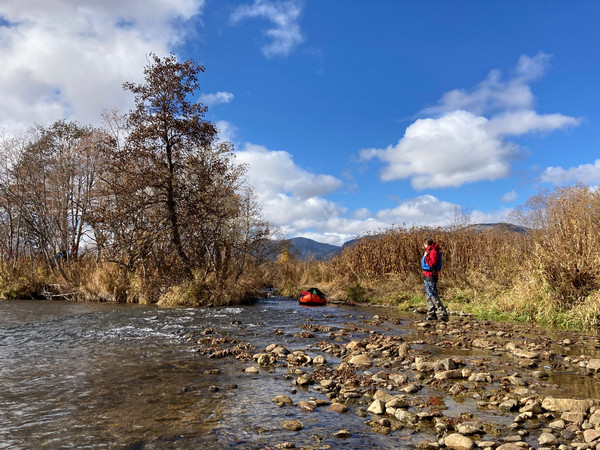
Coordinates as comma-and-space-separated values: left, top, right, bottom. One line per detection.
287, 237, 341, 260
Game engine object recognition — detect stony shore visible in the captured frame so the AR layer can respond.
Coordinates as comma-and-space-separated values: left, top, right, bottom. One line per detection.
189, 306, 600, 449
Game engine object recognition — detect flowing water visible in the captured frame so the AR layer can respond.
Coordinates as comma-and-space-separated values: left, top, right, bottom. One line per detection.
0, 297, 599, 449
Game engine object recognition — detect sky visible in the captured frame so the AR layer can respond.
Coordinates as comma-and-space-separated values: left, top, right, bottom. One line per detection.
1, 1, 599, 246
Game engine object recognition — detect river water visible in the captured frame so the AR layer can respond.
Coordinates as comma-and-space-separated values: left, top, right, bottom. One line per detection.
1, 297, 599, 449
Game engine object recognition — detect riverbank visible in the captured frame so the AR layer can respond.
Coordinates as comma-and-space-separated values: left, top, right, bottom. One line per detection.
2, 297, 600, 448
189, 301, 600, 449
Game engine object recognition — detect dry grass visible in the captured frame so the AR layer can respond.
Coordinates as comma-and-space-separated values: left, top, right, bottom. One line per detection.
270, 186, 600, 330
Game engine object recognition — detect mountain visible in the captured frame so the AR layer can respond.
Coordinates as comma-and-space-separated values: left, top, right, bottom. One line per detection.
287, 237, 342, 261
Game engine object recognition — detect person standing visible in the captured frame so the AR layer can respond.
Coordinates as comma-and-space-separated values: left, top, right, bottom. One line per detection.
421, 237, 448, 322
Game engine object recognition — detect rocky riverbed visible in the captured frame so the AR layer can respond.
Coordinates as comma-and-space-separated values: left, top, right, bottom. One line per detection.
188, 305, 600, 450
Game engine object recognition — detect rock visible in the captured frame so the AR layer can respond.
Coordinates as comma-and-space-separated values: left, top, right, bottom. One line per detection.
244, 366, 259, 373
373, 389, 395, 404
367, 399, 386, 415
313, 355, 327, 365
444, 433, 474, 450
281, 420, 303, 431
296, 374, 312, 386
434, 369, 463, 380
584, 429, 600, 442
532, 370, 549, 378
333, 429, 351, 439
401, 383, 421, 393
468, 372, 492, 383
589, 410, 600, 425
548, 419, 566, 429
587, 359, 600, 374
495, 444, 521, 450
499, 399, 519, 411
538, 432, 558, 446
449, 383, 467, 395
520, 401, 542, 414
456, 421, 483, 435
349, 354, 371, 366
329, 403, 348, 413
273, 395, 294, 406
441, 357, 458, 370
413, 358, 443, 373
542, 397, 594, 413
254, 352, 277, 366
298, 400, 316, 412
389, 373, 408, 384
320, 379, 336, 389
561, 411, 585, 423
512, 349, 540, 359
386, 397, 409, 409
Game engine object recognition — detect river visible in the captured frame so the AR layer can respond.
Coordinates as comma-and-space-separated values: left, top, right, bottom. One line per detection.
1, 297, 599, 449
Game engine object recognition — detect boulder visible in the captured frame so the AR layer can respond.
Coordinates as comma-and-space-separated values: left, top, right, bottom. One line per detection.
272, 395, 294, 406
444, 433, 474, 450
329, 403, 348, 413
584, 429, 600, 443
348, 354, 371, 366
542, 397, 594, 413
538, 432, 558, 446
367, 399, 386, 415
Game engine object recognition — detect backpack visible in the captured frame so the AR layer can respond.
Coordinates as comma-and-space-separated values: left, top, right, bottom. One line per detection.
421, 251, 442, 271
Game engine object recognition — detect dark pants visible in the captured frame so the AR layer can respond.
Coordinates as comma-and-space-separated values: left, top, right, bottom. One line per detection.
424, 278, 447, 320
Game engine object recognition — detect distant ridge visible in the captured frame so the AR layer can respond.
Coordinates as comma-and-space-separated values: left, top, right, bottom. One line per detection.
286, 237, 341, 261
285, 223, 526, 261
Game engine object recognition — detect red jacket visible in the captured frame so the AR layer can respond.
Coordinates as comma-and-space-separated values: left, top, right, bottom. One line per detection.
422, 242, 440, 278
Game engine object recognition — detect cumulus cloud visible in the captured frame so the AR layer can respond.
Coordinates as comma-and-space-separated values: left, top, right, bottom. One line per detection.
540, 159, 600, 185
230, 0, 304, 58
235, 142, 511, 245
199, 91, 234, 107
501, 190, 519, 203
362, 53, 580, 190
0, 0, 205, 132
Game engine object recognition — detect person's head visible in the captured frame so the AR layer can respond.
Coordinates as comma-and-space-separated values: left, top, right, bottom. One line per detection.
424, 237, 433, 248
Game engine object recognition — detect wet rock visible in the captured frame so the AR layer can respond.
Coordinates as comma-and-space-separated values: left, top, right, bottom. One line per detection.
254, 352, 277, 366
244, 366, 259, 374
413, 358, 443, 373
282, 420, 303, 431
520, 400, 542, 414
328, 403, 348, 413
495, 444, 522, 450
389, 373, 408, 385
333, 429, 351, 439
468, 372, 492, 383
532, 370, 549, 378
298, 400, 316, 412
444, 433, 474, 450
499, 399, 519, 411
209, 385, 219, 392
401, 382, 421, 393
434, 369, 463, 380
313, 355, 327, 365
538, 432, 558, 446
386, 397, 409, 409
348, 354, 371, 367
320, 379, 336, 389
367, 399, 386, 415
296, 374, 312, 386
274, 443, 295, 449
449, 382, 467, 395
272, 395, 294, 406
373, 389, 395, 404
506, 374, 528, 386
456, 421, 483, 435
542, 397, 594, 413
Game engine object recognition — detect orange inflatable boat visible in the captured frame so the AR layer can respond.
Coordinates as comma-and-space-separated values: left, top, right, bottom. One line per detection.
298, 287, 327, 306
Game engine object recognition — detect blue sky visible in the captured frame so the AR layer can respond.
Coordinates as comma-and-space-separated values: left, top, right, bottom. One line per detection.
1, 1, 599, 245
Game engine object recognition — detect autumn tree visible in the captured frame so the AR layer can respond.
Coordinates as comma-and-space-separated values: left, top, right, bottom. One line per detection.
93, 53, 269, 297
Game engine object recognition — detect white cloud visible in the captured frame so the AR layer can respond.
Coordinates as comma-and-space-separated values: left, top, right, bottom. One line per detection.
235, 141, 512, 245
230, 0, 303, 58
361, 110, 517, 189
0, 0, 205, 132
540, 159, 600, 185
501, 190, 519, 203
362, 54, 580, 190
200, 91, 234, 107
